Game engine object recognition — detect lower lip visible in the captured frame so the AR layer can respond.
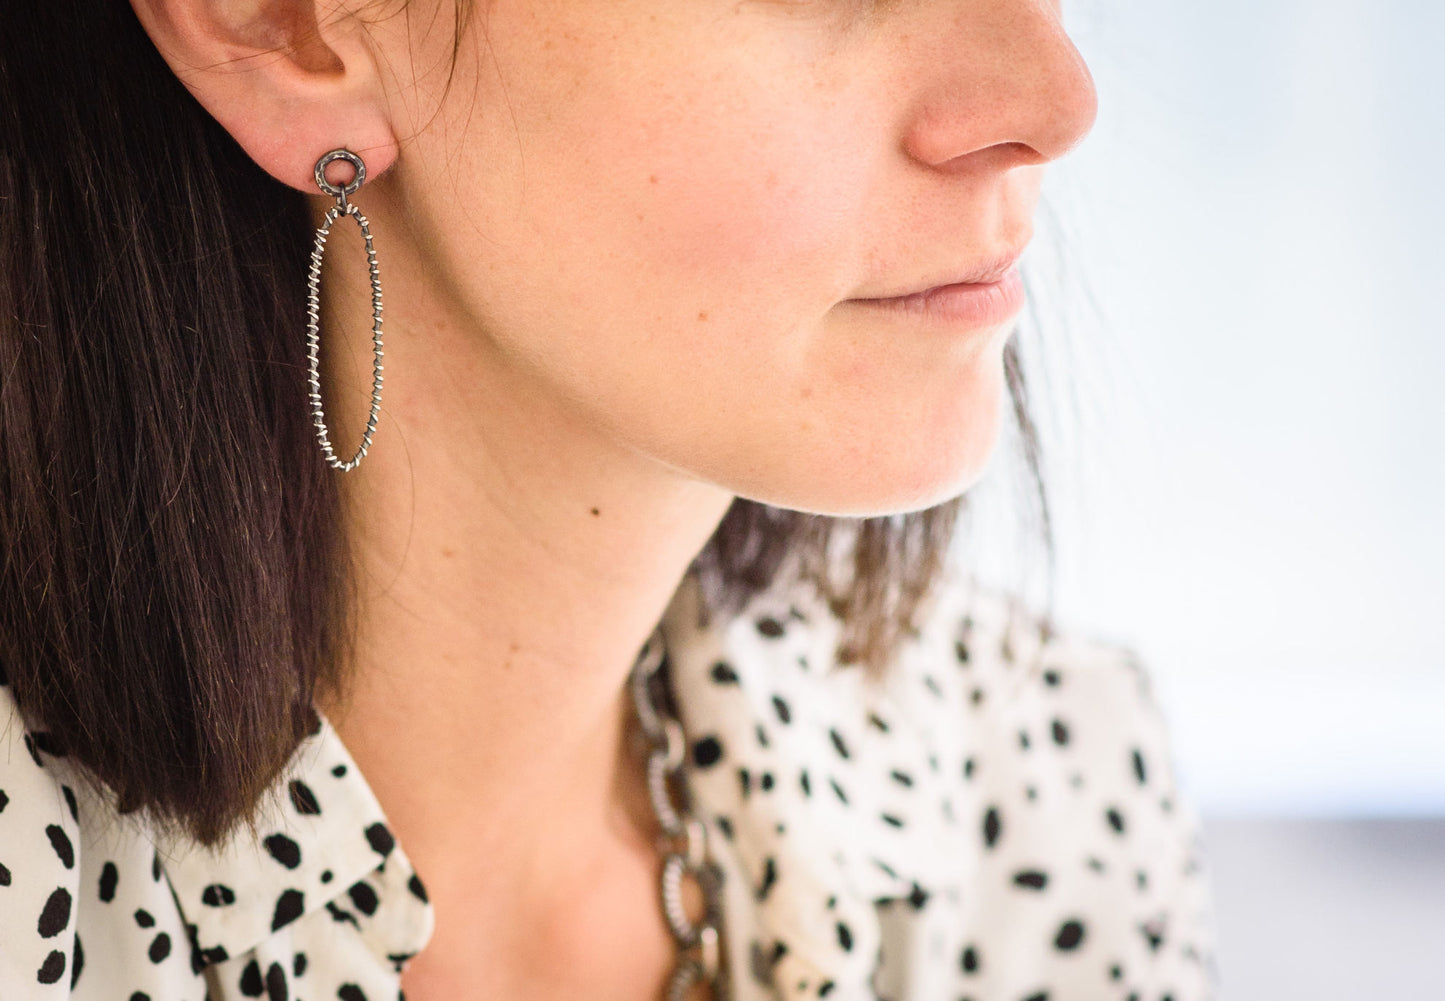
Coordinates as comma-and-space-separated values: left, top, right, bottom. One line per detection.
852, 266, 1026, 328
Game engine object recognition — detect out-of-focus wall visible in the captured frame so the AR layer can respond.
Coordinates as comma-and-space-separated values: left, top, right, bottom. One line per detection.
995, 0, 1445, 818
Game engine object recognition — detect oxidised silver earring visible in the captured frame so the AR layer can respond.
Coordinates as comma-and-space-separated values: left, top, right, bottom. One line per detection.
307, 148, 384, 472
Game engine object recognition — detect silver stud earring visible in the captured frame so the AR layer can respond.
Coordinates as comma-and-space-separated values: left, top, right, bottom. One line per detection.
306, 148, 385, 472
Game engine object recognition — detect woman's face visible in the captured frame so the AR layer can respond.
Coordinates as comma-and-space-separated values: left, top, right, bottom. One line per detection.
348, 0, 1096, 515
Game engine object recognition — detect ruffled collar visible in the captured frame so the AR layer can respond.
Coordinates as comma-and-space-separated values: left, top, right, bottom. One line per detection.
155, 710, 433, 977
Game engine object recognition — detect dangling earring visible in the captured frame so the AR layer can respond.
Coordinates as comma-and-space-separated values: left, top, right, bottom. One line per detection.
306, 148, 385, 472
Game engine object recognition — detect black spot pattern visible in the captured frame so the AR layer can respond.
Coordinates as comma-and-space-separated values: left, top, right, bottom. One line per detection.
0, 577, 1217, 1001
1013, 869, 1050, 891
693, 735, 724, 768
266, 961, 290, 1000
757, 856, 779, 901
264, 833, 302, 869
348, 880, 380, 916
22, 732, 43, 768
271, 889, 305, 931
44, 826, 73, 860
1106, 807, 1128, 835
772, 695, 792, 724
1055, 919, 1086, 950
323, 900, 360, 930
983, 806, 1003, 848
70, 933, 84, 988
364, 823, 394, 857
202, 883, 237, 906
1132, 749, 1148, 785
289, 780, 322, 815
240, 959, 265, 996
37, 949, 65, 984
38, 887, 71, 937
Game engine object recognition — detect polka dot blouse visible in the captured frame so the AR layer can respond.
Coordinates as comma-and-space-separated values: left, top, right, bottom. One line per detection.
0, 565, 1220, 999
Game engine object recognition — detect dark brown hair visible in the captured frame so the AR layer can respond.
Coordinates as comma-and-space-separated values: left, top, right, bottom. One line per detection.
0, 0, 1052, 847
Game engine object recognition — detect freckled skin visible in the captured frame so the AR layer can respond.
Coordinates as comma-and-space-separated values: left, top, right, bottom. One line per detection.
347, 0, 1096, 517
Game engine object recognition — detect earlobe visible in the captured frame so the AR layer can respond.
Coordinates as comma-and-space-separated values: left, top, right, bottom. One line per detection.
127, 0, 398, 194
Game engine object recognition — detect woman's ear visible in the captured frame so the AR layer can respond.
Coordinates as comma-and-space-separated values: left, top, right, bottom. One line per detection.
127, 0, 399, 193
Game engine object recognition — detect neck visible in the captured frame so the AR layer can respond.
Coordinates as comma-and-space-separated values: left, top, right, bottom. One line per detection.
312, 210, 735, 902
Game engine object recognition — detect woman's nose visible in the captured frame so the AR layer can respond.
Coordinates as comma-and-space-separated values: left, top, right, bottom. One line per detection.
899, 0, 1099, 170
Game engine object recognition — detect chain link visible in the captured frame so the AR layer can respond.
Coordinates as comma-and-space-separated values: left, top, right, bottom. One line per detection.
628, 629, 729, 1001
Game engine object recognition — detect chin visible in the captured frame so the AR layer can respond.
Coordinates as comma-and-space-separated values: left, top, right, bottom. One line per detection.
807, 432, 1001, 518
729, 384, 1006, 520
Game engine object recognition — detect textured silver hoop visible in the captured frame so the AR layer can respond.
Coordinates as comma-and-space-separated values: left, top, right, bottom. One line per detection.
306, 149, 384, 472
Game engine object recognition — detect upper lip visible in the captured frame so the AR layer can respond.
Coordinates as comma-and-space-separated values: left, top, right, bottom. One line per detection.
857, 246, 1027, 300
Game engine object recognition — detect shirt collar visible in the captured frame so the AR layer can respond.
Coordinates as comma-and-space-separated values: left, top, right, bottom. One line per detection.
155, 709, 434, 970
156, 564, 970, 993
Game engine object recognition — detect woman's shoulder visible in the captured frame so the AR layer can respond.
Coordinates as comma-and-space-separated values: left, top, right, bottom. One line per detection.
0, 679, 208, 995
663, 565, 1220, 999
910, 562, 1156, 693
668, 558, 1170, 733
0, 676, 88, 877
1, 676, 433, 997
1, 677, 88, 988
914, 567, 1177, 742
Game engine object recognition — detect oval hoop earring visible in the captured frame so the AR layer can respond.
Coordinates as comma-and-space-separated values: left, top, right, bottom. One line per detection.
307, 148, 385, 472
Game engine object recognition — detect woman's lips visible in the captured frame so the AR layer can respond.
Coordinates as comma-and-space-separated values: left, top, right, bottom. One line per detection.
851, 265, 1026, 328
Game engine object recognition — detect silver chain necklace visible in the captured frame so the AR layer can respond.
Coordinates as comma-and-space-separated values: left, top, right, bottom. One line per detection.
627, 628, 730, 1001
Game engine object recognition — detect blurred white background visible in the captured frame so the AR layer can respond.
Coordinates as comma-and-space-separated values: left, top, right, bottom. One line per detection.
962, 1, 1444, 995
1006, 0, 1445, 817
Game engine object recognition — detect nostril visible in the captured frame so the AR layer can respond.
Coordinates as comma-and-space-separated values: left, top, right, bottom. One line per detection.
903, 135, 1048, 175
898, 4, 1100, 171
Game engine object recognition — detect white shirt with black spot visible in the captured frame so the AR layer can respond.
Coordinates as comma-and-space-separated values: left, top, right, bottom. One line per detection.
0, 566, 1219, 1000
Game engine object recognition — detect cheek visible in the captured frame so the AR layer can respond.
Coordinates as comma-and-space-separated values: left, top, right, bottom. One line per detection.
416, 4, 1014, 514
526, 33, 878, 315
622, 105, 870, 300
